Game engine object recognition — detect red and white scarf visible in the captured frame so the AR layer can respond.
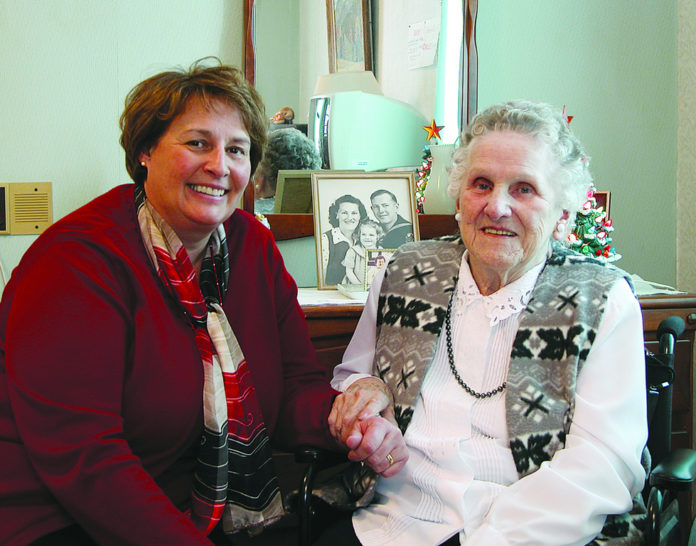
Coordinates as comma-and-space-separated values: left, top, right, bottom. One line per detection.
135, 186, 283, 535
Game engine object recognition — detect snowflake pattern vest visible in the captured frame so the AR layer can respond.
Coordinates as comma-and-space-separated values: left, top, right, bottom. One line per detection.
373, 237, 633, 477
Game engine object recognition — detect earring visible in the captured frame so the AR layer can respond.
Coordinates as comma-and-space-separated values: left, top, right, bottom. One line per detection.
140, 161, 146, 167
454, 212, 461, 222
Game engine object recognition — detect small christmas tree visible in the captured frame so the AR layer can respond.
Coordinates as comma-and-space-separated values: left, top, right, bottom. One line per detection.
415, 119, 444, 214
568, 184, 620, 262
414, 145, 432, 214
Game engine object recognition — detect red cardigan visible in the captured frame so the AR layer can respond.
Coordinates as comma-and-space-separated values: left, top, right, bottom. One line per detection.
0, 185, 337, 545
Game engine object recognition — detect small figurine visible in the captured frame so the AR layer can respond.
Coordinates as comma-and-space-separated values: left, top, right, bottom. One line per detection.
270, 106, 295, 125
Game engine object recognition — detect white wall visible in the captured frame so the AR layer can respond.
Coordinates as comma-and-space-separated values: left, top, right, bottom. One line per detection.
254, 0, 301, 120
0, 0, 244, 289
477, 0, 678, 287
297, 0, 330, 122
372, 0, 439, 120
253, 0, 329, 125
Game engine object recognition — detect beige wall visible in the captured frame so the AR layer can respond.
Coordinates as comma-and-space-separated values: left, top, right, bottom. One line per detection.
677, 0, 696, 292
0, 0, 244, 286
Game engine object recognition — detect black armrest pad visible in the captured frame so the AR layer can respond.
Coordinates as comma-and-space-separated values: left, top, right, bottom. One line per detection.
649, 448, 696, 490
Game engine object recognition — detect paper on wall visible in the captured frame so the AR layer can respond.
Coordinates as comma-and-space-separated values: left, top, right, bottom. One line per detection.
407, 17, 440, 70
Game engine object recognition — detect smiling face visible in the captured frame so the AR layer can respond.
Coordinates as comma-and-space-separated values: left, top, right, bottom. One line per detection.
358, 224, 379, 248
336, 202, 361, 235
457, 130, 568, 294
371, 193, 399, 229
139, 97, 251, 250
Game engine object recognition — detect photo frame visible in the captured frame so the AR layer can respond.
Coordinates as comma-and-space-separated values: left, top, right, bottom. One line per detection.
364, 248, 396, 290
274, 170, 313, 213
326, 0, 373, 73
273, 170, 367, 213
594, 190, 611, 218
312, 171, 419, 289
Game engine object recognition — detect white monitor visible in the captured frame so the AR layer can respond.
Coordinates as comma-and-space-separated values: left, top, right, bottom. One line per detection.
308, 91, 428, 171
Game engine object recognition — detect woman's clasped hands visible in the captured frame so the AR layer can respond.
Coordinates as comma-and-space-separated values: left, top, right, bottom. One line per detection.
328, 377, 408, 477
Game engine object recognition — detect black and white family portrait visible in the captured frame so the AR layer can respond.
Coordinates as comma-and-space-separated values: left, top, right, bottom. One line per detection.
312, 172, 419, 289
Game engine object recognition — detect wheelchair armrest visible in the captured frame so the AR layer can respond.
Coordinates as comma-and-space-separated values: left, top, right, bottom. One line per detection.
293, 445, 348, 506
294, 446, 349, 546
649, 448, 696, 491
295, 445, 347, 466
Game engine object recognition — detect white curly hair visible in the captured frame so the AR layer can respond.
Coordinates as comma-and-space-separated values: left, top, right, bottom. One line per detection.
447, 100, 592, 229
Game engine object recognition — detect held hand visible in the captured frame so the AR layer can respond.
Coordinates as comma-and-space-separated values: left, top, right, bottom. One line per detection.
343, 415, 407, 478
328, 377, 392, 444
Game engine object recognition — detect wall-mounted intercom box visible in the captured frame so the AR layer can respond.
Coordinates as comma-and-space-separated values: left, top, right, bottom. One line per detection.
0, 182, 53, 235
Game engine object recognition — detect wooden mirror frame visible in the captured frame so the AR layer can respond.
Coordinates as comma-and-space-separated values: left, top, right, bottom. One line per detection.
242, 0, 478, 241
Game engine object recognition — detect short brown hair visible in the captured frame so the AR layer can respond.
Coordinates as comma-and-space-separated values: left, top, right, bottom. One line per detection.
119, 58, 267, 185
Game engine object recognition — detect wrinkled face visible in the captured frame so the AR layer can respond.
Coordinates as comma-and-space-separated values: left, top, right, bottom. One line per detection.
336, 202, 361, 232
371, 194, 398, 228
359, 225, 379, 248
457, 130, 567, 287
139, 97, 251, 245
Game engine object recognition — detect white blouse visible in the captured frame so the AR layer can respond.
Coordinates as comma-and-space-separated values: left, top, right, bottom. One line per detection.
331, 254, 647, 545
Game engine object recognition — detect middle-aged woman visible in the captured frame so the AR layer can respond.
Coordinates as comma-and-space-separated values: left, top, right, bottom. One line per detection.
321, 194, 368, 285
322, 100, 647, 545
0, 60, 405, 546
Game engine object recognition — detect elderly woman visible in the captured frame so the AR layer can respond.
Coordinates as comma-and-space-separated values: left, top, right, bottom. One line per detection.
321, 194, 368, 285
253, 127, 321, 214
0, 60, 403, 546
323, 100, 646, 545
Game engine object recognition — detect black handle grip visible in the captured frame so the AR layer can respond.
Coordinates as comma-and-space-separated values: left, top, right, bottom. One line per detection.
657, 316, 685, 341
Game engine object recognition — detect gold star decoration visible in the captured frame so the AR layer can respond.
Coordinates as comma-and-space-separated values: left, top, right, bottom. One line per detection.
423, 119, 444, 141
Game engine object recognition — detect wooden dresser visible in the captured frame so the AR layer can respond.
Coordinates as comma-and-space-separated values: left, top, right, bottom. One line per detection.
303, 293, 696, 450
639, 294, 696, 451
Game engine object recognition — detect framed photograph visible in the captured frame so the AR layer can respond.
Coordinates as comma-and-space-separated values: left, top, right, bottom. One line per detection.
364, 248, 395, 290
594, 190, 611, 218
274, 170, 313, 213
274, 170, 366, 213
312, 171, 419, 289
326, 0, 373, 73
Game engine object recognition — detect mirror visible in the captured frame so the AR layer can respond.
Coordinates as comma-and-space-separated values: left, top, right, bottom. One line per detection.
242, 0, 478, 224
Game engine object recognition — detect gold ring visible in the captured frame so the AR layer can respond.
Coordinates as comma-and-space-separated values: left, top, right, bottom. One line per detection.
386, 453, 394, 465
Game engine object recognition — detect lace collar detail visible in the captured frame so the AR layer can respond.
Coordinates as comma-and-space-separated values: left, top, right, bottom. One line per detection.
455, 252, 545, 326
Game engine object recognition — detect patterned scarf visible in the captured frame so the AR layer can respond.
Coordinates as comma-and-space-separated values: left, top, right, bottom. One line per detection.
134, 186, 283, 535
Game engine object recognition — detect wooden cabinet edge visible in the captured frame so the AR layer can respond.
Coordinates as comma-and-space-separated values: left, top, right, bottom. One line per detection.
268, 213, 458, 241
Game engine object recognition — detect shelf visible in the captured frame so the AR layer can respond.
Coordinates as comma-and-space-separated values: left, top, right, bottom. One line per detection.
267, 213, 458, 241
